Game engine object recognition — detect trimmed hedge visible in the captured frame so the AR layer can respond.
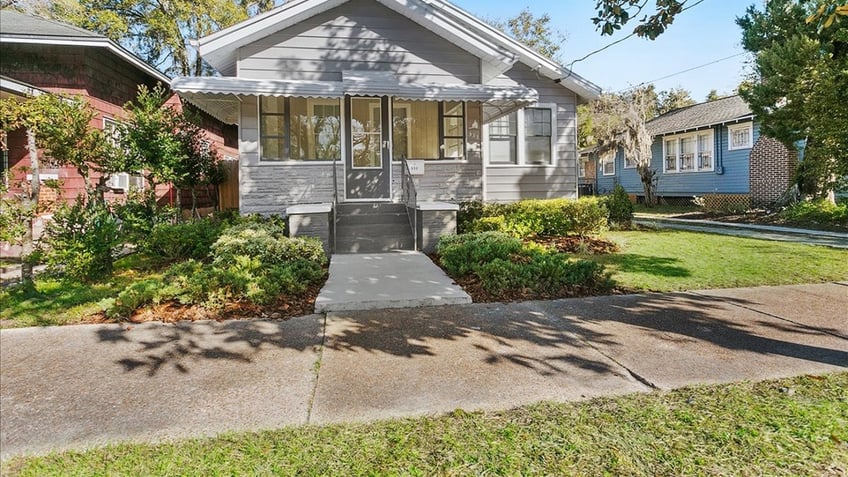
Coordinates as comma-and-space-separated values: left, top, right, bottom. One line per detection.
458, 198, 609, 238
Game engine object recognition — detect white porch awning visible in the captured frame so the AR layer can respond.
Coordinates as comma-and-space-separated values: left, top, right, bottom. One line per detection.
171, 75, 538, 125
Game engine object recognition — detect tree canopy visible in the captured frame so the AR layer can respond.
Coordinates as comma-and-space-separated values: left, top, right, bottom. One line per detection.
7, 0, 280, 76
737, 0, 848, 198
592, 0, 696, 39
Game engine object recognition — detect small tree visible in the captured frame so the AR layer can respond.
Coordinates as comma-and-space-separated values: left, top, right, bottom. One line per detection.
590, 93, 657, 206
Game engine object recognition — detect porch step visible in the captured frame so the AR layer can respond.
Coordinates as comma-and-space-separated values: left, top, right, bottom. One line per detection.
335, 202, 414, 253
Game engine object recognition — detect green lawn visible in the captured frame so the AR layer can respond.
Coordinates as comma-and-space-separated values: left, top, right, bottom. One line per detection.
591, 230, 848, 292
0, 255, 165, 328
4, 373, 846, 476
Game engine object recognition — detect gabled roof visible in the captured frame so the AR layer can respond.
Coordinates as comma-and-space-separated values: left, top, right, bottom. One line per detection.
0, 10, 171, 84
646, 95, 753, 137
196, 0, 601, 102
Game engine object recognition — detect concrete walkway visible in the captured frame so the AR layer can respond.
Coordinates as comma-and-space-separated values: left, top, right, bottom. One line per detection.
634, 214, 848, 248
314, 251, 472, 312
2, 283, 847, 459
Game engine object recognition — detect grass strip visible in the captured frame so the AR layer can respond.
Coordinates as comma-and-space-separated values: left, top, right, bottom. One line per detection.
4, 373, 847, 476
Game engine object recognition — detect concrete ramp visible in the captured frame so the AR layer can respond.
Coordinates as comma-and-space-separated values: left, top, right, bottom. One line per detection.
315, 252, 472, 312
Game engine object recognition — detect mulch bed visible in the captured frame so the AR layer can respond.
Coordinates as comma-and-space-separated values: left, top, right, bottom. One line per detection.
532, 235, 620, 254
87, 280, 326, 325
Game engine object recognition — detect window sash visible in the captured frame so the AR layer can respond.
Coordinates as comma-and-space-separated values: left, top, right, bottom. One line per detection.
524, 108, 552, 164
488, 112, 517, 164
664, 131, 714, 173
440, 101, 465, 160
728, 123, 752, 150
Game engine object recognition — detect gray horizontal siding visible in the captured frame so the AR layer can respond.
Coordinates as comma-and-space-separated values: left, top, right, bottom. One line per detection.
238, 0, 480, 84
485, 63, 578, 201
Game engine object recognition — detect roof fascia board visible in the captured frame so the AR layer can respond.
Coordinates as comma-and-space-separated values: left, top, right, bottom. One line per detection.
0, 76, 47, 96
426, 0, 601, 100
1, 36, 170, 83
651, 115, 756, 137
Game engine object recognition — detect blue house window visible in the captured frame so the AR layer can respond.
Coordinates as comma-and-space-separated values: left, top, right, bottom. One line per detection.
663, 129, 714, 173
728, 122, 753, 150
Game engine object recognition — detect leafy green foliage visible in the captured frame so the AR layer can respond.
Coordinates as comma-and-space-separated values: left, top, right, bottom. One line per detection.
25, 0, 279, 77
604, 184, 635, 227
778, 199, 848, 227
458, 199, 609, 239
112, 190, 180, 247
437, 232, 610, 296
592, 0, 688, 39
145, 219, 226, 262
41, 198, 121, 282
489, 8, 566, 62
211, 222, 326, 267
104, 220, 327, 315
737, 0, 848, 198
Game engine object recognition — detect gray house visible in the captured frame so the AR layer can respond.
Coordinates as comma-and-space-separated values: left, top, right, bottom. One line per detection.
172, 0, 601, 252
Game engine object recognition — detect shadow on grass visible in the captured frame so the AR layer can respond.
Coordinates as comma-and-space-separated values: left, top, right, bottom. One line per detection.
606, 254, 691, 278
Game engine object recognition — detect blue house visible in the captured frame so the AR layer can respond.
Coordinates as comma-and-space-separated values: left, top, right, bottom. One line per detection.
592, 95, 798, 207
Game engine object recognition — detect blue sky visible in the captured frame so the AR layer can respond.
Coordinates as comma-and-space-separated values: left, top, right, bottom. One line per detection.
453, 0, 755, 101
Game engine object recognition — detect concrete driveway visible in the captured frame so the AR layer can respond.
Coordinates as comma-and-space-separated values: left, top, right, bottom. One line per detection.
2, 283, 846, 459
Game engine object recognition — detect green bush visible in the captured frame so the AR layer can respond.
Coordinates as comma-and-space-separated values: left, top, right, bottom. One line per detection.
457, 198, 609, 239
605, 184, 634, 227
113, 191, 180, 247
436, 232, 611, 296
211, 221, 325, 267
42, 199, 121, 282
106, 277, 167, 318
146, 219, 225, 261
437, 232, 524, 276
779, 199, 848, 227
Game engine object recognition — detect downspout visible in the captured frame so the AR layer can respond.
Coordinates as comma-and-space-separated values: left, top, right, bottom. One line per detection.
715, 126, 724, 175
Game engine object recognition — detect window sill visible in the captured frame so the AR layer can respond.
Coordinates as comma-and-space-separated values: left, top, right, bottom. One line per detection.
662, 169, 716, 174
728, 146, 752, 151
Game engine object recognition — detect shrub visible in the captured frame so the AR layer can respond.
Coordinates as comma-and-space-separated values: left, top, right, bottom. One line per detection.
146, 219, 225, 261
605, 184, 634, 227
437, 232, 523, 276
42, 198, 121, 282
107, 277, 167, 318
211, 222, 325, 267
458, 198, 609, 239
113, 191, 180, 247
779, 199, 848, 227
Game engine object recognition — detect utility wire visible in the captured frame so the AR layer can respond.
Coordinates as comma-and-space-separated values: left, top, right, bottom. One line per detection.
616, 52, 747, 93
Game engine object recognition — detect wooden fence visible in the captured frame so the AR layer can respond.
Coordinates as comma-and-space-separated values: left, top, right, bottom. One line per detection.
218, 159, 239, 211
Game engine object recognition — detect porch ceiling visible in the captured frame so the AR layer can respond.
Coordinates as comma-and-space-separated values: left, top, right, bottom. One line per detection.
171, 75, 538, 125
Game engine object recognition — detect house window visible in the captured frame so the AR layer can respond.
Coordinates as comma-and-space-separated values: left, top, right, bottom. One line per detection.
601, 153, 615, 176
488, 112, 517, 164
524, 107, 552, 164
103, 117, 144, 191
663, 129, 715, 173
728, 122, 753, 150
624, 155, 638, 168
259, 96, 287, 161
441, 101, 465, 159
486, 106, 557, 166
579, 157, 588, 177
261, 97, 341, 162
392, 101, 440, 160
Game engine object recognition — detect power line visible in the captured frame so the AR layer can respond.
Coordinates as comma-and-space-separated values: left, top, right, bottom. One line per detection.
616, 52, 748, 93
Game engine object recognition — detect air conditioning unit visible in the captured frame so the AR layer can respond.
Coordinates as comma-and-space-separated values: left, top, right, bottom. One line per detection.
108, 173, 129, 190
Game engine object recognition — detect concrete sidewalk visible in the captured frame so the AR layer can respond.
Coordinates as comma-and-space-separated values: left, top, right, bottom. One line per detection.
634, 214, 848, 248
2, 283, 847, 459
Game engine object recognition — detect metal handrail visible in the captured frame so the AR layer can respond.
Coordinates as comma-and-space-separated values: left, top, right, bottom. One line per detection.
400, 156, 418, 250
332, 156, 339, 253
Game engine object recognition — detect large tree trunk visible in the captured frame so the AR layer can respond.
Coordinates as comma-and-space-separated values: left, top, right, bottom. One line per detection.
637, 162, 657, 207
21, 129, 39, 285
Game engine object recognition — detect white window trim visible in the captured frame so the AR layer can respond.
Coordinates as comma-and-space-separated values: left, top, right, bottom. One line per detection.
661, 129, 715, 174
601, 154, 616, 176
728, 122, 753, 150
484, 104, 557, 168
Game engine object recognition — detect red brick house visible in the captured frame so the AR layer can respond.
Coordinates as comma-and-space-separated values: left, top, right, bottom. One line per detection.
0, 10, 238, 208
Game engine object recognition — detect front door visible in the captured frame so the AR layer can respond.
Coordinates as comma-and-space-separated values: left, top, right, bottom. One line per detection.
345, 96, 391, 200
